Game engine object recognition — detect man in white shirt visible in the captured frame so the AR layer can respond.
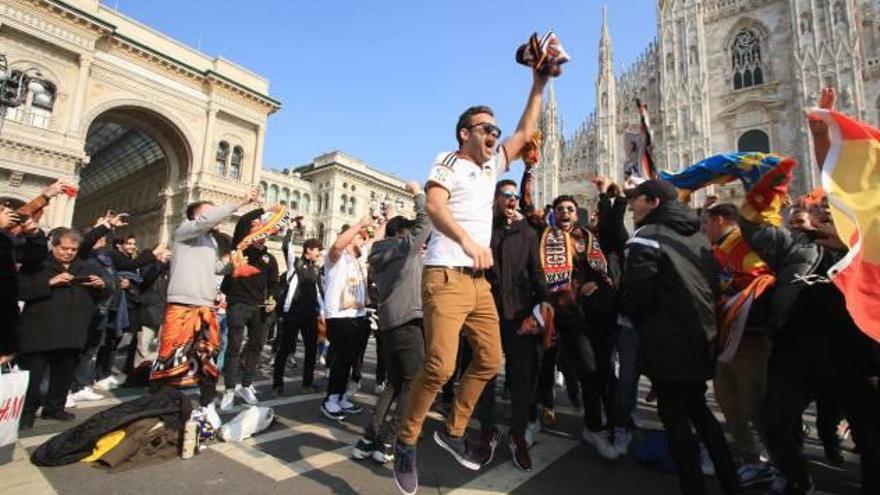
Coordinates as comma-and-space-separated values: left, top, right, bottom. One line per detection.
393, 68, 553, 495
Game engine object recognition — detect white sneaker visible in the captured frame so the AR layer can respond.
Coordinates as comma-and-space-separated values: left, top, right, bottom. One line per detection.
339, 396, 364, 414
374, 382, 386, 394
235, 384, 259, 405
109, 374, 126, 386
93, 376, 119, 391
555, 371, 564, 388
345, 379, 360, 400
583, 429, 619, 460
70, 387, 103, 402
525, 420, 541, 448
202, 403, 222, 429
321, 395, 346, 421
219, 390, 236, 411
612, 427, 632, 456
65, 393, 77, 409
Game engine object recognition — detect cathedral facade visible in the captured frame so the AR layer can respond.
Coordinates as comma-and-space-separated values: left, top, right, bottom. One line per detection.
533, 0, 880, 210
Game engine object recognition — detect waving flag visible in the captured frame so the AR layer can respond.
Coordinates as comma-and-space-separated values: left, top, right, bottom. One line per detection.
808, 109, 880, 343
623, 99, 657, 181
660, 152, 784, 195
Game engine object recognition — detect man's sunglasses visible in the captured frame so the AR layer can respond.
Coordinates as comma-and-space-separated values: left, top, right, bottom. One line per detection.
499, 191, 520, 200
466, 122, 502, 139
555, 206, 576, 213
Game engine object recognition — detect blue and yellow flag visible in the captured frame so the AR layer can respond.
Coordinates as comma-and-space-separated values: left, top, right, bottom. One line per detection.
660, 152, 785, 194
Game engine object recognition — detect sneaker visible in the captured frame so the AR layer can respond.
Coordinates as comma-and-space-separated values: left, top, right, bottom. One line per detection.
473, 428, 501, 467
700, 445, 715, 476
509, 432, 533, 472
539, 405, 556, 427
202, 403, 222, 429
372, 443, 394, 464
235, 384, 259, 405
555, 371, 564, 388
70, 387, 103, 402
219, 390, 236, 411
339, 396, 363, 414
321, 396, 346, 421
65, 393, 78, 409
374, 381, 386, 395
738, 463, 776, 487
42, 409, 75, 422
525, 420, 541, 448
345, 379, 361, 400
289, 356, 298, 368
352, 437, 378, 460
612, 427, 632, 457
93, 376, 119, 391
393, 442, 418, 495
433, 430, 481, 471
583, 429, 619, 460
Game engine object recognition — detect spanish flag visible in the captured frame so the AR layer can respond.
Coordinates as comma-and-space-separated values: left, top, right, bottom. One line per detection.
809, 109, 880, 343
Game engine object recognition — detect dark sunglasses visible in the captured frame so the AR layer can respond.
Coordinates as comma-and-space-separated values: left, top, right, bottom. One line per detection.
466, 122, 502, 139
500, 191, 520, 200
555, 206, 576, 213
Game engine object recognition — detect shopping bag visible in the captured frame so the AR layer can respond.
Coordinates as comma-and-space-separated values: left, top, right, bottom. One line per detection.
0, 365, 30, 448
219, 406, 274, 442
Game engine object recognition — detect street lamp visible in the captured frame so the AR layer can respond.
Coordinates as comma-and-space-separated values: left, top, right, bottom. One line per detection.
0, 53, 51, 135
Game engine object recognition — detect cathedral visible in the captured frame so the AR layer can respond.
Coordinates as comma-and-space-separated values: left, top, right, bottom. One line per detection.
533, 0, 880, 209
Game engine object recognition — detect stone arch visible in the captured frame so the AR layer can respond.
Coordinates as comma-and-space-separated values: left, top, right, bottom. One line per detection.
737, 129, 770, 153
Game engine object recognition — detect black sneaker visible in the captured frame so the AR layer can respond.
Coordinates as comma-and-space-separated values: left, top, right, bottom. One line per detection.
473, 427, 501, 467
320, 399, 346, 421
434, 430, 481, 471
41, 410, 75, 422
339, 398, 363, 415
393, 442, 418, 495
352, 437, 378, 460
372, 442, 394, 464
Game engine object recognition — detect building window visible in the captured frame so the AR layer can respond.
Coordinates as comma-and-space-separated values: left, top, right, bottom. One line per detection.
340, 194, 348, 214
348, 197, 356, 216
215, 142, 229, 176
302, 194, 311, 213
800, 13, 813, 34
268, 185, 279, 205
280, 188, 290, 207
323, 193, 329, 214
317, 223, 326, 244
731, 30, 764, 90
317, 195, 323, 213
737, 129, 770, 153
3, 71, 56, 129
229, 146, 243, 180
292, 191, 300, 210
259, 181, 268, 198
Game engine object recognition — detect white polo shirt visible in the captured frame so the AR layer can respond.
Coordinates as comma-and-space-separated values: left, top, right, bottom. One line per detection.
424, 150, 509, 267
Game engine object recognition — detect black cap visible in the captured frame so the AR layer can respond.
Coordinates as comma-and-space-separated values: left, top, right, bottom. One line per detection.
624, 179, 679, 205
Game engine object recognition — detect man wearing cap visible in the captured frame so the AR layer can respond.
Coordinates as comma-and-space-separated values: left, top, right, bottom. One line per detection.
393, 67, 552, 495
621, 180, 740, 495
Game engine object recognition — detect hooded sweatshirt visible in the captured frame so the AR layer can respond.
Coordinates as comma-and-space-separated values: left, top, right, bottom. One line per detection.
621, 201, 720, 382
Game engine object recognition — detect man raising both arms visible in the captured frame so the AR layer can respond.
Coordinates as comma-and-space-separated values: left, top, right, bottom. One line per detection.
393, 66, 554, 495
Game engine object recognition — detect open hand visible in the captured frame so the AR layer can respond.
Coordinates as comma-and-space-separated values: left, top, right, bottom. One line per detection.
405, 181, 421, 195
462, 237, 493, 270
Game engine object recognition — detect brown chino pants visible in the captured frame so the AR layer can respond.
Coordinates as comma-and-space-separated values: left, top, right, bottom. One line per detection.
397, 268, 502, 445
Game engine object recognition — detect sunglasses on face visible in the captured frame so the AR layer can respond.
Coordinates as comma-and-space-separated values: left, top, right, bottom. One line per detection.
466, 122, 502, 139
500, 191, 520, 200
555, 206, 576, 213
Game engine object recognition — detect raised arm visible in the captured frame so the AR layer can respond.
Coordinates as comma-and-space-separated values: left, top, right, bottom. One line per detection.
328, 216, 372, 265
175, 188, 258, 242
232, 207, 266, 247
500, 71, 549, 165
519, 166, 547, 230
410, 188, 431, 247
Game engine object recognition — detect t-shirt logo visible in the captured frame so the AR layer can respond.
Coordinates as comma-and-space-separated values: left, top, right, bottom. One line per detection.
430, 167, 452, 183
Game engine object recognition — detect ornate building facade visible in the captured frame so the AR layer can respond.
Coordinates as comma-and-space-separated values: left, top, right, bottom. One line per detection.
534, 0, 880, 209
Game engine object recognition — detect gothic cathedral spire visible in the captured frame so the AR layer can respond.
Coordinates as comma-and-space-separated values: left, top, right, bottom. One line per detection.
596, 5, 619, 182
536, 80, 562, 208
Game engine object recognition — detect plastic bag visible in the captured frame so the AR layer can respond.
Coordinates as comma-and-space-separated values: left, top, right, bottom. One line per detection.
219, 406, 274, 442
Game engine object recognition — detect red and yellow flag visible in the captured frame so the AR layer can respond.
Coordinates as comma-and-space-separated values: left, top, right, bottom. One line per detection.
809, 109, 880, 343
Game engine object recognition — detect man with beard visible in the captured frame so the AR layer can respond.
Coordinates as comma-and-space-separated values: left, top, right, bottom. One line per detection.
150, 188, 259, 412
320, 219, 374, 420
219, 206, 281, 410
622, 179, 739, 495
394, 67, 552, 495
470, 179, 550, 471
519, 171, 620, 459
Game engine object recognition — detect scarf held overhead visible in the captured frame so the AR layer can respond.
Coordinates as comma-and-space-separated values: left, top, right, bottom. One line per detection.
232, 206, 290, 278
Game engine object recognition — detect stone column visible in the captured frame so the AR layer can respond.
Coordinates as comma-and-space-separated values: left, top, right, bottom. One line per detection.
67, 54, 93, 136
200, 105, 218, 175
251, 123, 266, 185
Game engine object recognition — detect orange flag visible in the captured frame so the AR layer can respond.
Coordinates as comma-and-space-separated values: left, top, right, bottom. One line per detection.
809, 109, 880, 343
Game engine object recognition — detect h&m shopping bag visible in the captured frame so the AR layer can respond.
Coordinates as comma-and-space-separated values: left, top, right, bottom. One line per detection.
0, 365, 29, 448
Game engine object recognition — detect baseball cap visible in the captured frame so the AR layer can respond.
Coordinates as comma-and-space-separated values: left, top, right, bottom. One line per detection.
624, 179, 679, 205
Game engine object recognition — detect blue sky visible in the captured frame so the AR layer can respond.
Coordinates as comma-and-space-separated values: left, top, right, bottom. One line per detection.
103, 1, 657, 179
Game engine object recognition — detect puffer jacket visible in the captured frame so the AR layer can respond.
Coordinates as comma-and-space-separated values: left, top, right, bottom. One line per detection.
621, 201, 719, 382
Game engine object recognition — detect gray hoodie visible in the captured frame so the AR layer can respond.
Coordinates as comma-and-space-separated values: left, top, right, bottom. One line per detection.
368, 194, 431, 330
166, 203, 237, 306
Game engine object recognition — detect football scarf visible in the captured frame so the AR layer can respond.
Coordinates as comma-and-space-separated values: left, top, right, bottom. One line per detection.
540, 227, 575, 293
231, 206, 290, 278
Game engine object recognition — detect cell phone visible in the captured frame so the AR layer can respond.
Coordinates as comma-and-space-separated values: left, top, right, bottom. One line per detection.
71, 276, 93, 284
13, 212, 30, 224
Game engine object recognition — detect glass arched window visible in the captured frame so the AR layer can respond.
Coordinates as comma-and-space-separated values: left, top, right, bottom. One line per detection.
259, 181, 268, 199
737, 129, 770, 153
279, 188, 290, 207
316, 195, 323, 213
731, 30, 764, 90
268, 184, 279, 205
302, 194, 311, 213
291, 191, 301, 211
348, 197, 356, 216
318, 223, 326, 243
28, 80, 55, 128
215, 142, 229, 176
340, 194, 348, 214
229, 146, 243, 180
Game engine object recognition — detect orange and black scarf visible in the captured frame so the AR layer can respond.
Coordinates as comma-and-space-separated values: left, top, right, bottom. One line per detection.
149, 304, 220, 387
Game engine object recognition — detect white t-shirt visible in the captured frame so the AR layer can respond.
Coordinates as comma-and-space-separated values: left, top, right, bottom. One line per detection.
322, 249, 366, 319
424, 150, 508, 267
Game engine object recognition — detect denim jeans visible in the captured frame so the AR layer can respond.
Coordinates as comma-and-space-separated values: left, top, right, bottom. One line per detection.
613, 321, 640, 429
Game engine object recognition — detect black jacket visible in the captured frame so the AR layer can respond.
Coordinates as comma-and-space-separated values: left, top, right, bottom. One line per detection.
0, 230, 48, 355
17, 255, 111, 353
488, 215, 548, 323
222, 208, 280, 306
138, 261, 169, 328
621, 202, 719, 382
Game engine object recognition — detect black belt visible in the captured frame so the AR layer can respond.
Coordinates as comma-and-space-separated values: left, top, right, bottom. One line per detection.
427, 266, 485, 278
